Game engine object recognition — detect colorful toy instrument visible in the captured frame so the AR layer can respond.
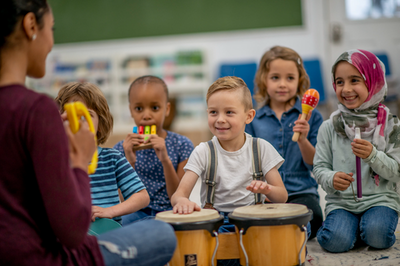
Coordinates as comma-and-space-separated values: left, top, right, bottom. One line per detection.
355, 127, 362, 201
132, 125, 157, 151
64, 101, 98, 174
292, 89, 320, 142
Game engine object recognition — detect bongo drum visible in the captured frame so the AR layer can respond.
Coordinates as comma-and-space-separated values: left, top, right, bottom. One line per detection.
156, 209, 224, 266
228, 203, 312, 266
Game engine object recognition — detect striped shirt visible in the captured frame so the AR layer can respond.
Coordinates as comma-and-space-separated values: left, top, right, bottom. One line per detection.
90, 147, 146, 224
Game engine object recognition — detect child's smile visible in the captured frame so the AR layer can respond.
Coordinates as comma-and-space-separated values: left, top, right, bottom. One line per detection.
207, 89, 254, 151
215, 126, 230, 131
334, 61, 369, 110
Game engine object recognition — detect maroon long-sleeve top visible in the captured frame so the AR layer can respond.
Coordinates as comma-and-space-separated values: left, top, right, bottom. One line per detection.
0, 84, 104, 265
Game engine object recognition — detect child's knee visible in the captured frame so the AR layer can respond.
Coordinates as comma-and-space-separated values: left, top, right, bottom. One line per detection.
317, 227, 356, 253
360, 223, 396, 249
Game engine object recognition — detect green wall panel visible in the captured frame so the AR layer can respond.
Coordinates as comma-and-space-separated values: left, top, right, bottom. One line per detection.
49, 0, 303, 44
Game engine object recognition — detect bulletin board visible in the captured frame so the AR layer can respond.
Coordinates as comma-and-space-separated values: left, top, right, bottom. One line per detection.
49, 0, 303, 44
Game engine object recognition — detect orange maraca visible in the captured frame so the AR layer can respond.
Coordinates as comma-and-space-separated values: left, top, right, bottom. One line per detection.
292, 89, 320, 142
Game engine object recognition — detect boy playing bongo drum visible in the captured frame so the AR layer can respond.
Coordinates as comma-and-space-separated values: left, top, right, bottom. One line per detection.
172, 76, 287, 214
171, 76, 288, 265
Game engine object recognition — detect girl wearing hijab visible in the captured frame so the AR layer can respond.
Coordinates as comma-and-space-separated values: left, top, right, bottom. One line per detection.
313, 49, 400, 253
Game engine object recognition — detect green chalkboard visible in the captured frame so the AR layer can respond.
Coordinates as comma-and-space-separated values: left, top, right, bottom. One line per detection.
49, 0, 303, 44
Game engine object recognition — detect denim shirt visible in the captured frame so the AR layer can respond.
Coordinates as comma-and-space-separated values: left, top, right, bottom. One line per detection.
246, 97, 323, 196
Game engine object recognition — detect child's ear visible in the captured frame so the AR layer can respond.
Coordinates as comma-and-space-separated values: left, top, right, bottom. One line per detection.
165, 102, 171, 117
246, 109, 256, 124
129, 103, 135, 118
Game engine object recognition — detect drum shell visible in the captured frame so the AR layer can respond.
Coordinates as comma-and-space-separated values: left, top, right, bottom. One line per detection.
165, 216, 224, 266
229, 209, 312, 266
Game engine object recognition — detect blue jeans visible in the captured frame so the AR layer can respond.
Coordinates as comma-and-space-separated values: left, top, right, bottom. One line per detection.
97, 219, 177, 266
122, 207, 159, 225
317, 206, 398, 253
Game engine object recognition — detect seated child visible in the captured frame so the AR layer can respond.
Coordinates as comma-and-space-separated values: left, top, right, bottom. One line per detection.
313, 49, 400, 253
55, 82, 150, 225
172, 76, 287, 213
246, 46, 324, 239
113, 75, 194, 224
171, 76, 288, 266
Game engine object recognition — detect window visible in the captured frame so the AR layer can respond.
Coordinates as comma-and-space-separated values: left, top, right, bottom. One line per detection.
346, 0, 400, 20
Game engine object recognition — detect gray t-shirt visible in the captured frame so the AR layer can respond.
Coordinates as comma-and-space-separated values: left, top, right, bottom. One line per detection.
184, 133, 284, 212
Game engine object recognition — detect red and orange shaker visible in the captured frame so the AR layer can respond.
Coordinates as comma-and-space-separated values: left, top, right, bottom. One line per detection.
292, 89, 320, 142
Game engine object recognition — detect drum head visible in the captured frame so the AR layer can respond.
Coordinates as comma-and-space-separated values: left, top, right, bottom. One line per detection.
156, 209, 220, 223
156, 209, 223, 235
232, 203, 308, 218
229, 203, 312, 234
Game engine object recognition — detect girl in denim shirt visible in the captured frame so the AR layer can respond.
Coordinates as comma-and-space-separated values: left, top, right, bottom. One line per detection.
246, 46, 323, 239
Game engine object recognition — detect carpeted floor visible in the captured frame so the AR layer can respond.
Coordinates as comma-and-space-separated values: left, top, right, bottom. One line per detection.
305, 220, 400, 266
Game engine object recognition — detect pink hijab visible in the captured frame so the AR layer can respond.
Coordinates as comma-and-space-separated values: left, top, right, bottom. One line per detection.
330, 49, 400, 186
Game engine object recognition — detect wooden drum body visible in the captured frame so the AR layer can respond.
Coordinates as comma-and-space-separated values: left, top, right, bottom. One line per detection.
228, 204, 312, 266
156, 209, 224, 266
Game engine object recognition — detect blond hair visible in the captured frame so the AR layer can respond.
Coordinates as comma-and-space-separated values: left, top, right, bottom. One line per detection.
55, 82, 114, 145
206, 76, 253, 110
254, 46, 310, 107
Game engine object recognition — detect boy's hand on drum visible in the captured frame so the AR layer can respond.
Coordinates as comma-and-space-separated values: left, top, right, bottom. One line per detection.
351, 139, 373, 159
64, 120, 96, 171
123, 133, 143, 166
293, 110, 312, 142
333, 172, 354, 191
173, 198, 201, 214
91, 206, 114, 221
246, 180, 272, 194
146, 135, 169, 163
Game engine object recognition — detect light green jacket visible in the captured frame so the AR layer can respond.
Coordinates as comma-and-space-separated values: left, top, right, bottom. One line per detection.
313, 120, 400, 216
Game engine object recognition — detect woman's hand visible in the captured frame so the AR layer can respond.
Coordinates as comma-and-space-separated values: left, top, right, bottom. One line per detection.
64, 119, 96, 171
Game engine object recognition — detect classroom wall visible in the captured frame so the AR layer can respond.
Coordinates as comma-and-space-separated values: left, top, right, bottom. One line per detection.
43, 0, 333, 144
43, 0, 332, 214
49, 0, 330, 108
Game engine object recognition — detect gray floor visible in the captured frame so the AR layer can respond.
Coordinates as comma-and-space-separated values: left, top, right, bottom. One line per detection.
305, 221, 400, 266
189, 180, 400, 265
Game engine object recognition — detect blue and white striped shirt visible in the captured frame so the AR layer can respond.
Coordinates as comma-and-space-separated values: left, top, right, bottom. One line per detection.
90, 147, 146, 224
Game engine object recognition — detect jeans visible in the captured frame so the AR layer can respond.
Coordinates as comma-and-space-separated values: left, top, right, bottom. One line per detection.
122, 207, 159, 225
287, 193, 323, 240
98, 219, 177, 266
317, 206, 398, 253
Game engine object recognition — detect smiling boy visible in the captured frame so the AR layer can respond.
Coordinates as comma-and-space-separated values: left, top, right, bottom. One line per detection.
171, 76, 287, 214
